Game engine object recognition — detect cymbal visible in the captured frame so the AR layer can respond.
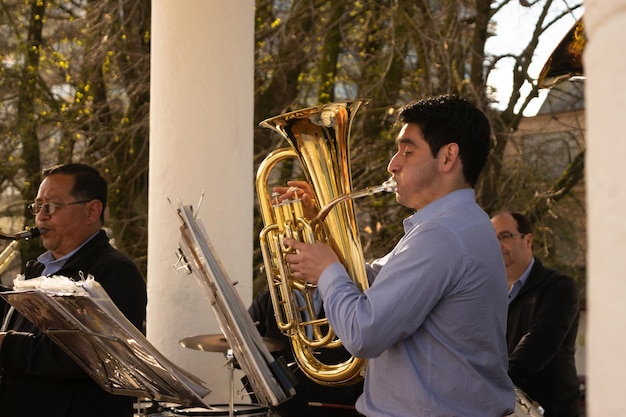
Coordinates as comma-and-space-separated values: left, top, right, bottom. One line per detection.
179, 334, 284, 353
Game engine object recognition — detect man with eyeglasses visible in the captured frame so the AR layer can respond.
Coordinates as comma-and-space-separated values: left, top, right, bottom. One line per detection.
0, 163, 146, 417
491, 211, 580, 417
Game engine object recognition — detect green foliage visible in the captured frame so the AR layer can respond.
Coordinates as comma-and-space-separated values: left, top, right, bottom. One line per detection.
252, 0, 585, 295
0, 1, 585, 297
0, 0, 150, 274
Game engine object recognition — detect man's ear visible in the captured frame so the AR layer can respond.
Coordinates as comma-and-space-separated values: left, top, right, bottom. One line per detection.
439, 142, 460, 172
86, 200, 104, 224
524, 232, 534, 249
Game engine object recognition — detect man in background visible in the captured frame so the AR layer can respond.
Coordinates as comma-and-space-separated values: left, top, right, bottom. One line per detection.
491, 211, 580, 417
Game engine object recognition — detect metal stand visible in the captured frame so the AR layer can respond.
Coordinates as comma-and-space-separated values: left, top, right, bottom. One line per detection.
225, 349, 235, 417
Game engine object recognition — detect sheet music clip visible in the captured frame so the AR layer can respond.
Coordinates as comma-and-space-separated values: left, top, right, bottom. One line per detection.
173, 248, 192, 274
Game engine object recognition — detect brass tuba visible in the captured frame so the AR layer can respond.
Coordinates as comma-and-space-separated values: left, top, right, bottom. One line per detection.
538, 18, 585, 88
256, 100, 394, 386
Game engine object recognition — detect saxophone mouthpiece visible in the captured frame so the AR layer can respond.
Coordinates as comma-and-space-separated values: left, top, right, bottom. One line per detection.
14, 227, 47, 240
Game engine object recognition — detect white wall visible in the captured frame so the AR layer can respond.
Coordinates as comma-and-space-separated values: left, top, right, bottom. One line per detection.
148, 0, 254, 405
585, 1, 626, 415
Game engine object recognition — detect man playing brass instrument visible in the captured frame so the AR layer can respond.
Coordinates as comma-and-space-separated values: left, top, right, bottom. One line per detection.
280, 95, 515, 417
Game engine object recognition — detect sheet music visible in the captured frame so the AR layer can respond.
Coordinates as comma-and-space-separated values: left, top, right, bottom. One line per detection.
1, 278, 210, 407
176, 203, 296, 407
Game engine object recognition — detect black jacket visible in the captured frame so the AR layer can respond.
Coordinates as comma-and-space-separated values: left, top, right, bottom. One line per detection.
249, 290, 363, 417
507, 258, 580, 417
0, 230, 147, 417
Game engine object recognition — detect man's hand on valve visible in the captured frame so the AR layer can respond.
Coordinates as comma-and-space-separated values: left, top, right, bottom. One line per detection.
283, 237, 340, 285
272, 181, 318, 220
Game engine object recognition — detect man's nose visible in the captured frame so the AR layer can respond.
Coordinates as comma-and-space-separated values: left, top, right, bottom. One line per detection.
36, 210, 50, 220
387, 153, 399, 174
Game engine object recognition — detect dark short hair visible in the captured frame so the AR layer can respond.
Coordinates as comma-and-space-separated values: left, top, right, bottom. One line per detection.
42, 163, 107, 223
509, 212, 532, 235
397, 95, 491, 187
494, 211, 532, 235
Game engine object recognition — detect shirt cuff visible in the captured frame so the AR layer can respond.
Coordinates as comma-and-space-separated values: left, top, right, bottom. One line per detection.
318, 262, 350, 298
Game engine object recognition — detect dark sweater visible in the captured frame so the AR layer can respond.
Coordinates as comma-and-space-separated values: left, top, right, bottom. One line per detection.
507, 258, 580, 417
0, 230, 146, 417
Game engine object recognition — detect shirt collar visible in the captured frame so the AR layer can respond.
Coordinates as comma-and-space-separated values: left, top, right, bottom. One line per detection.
403, 188, 476, 232
37, 231, 100, 276
508, 257, 535, 303
516, 256, 535, 288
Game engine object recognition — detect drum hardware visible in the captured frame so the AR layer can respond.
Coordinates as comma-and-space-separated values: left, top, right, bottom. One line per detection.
170, 404, 270, 416
179, 334, 284, 354
225, 349, 235, 417
133, 401, 272, 417
177, 339, 236, 417
134, 399, 182, 416
179, 336, 283, 417
510, 388, 544, 417
308, 401, 357, 410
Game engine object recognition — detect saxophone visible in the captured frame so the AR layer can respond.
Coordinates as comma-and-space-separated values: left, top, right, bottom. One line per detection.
0, 241, 19, 276
0, 227, 46, 275
256, 100, 396, 386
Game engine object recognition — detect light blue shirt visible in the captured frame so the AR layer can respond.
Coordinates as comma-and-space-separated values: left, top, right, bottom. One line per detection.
38, 231, 100, 276
318, 189, 515, 417
508, 257, 535, 304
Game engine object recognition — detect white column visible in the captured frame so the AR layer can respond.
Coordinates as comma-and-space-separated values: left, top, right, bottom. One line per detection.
585, 1, 626, 415
148, 0, 254, 405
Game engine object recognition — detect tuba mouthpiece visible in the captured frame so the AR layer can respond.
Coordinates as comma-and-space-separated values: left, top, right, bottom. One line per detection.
379, 177, 398, 193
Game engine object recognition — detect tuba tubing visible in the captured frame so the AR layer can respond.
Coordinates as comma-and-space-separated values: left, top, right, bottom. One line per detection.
256, 100, 395, 386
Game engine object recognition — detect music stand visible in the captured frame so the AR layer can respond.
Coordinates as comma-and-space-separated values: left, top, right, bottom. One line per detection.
174, 201, 296, 408
0, 277, 211, 408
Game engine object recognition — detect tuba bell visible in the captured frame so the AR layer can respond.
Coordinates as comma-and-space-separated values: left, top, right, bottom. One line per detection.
538, 17, 585, 88
256, 100, 388, 386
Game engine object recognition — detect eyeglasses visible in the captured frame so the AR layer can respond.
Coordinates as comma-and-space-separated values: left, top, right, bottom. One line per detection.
496, 232, 525, 242
28, 200, 91, 215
